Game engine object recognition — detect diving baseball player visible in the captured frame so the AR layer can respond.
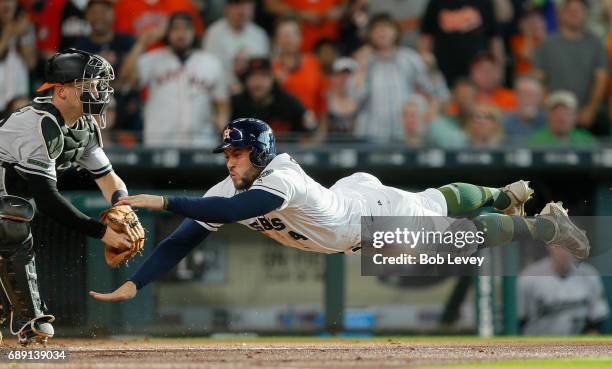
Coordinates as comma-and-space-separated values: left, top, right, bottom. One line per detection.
0, 49, 143, 345
89, 118, 589, 302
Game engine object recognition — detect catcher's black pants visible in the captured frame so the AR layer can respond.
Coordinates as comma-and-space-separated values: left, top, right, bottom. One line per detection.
0, 217, 48, 326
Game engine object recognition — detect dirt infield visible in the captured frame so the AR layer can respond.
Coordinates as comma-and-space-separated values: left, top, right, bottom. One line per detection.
0, 337, 610, 369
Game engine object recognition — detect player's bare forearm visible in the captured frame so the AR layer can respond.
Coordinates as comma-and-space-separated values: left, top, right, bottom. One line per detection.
95, 171, 128, 204
117, 194, 164, 210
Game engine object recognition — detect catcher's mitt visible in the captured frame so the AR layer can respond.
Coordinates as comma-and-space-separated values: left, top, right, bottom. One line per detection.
100, 205, 145, 268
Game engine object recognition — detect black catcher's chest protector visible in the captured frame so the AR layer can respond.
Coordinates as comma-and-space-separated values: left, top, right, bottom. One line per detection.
58, 116, 99, 169
43, 115, 101, 173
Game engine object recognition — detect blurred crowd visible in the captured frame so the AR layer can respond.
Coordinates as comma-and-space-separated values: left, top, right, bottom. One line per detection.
2, 0, 612, 148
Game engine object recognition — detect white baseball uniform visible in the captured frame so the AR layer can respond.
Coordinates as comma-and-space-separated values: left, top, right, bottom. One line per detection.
0, 98, 112, 196
138, 47, 227, 148
518, 257, 609, 335
197, 153, 447, 254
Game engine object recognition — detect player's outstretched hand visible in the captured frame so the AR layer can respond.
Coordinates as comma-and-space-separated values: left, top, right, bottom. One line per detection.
89, 281, 137, 302
116, 194, 164, 211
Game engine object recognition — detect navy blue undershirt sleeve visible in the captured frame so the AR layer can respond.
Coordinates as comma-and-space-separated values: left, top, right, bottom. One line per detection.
127, 190, 284, 290
128, 218, 210, 289
166, 189, 284, 224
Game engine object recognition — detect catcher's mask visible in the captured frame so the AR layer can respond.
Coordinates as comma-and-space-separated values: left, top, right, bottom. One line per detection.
37, 48, 115, 128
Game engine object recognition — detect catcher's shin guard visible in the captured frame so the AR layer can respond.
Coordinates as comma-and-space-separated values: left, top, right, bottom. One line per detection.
0, 198, 54, 345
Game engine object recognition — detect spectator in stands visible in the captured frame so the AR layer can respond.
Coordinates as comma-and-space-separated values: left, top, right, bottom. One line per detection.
72, 0, 142, 131
314, 39, 339, 109
351, 13, 440, 143
113, 0, 203, 38
469, 51, 517, 112
518, 246, 609, 335
0, 0, 35, 70
337, 0, 369, 55
425, 78, 475, 149
401, 95, 429, 148
466, 104, 504, 148
204, 0, 269, 94
446, 78, 477, 122
0, 0, 31, 112
368, 0, 428, 48
35, 0, 91, 58
232, 57, 317, 141
502, 76, 546, 145
527, 90, 597, 148
533, 0, 608, 130
265, 0, 346, 52
510, 6, 547, 77
326, 57, 360, 137
272, 16, 326, 117
119, 12, 229, 148
419, 0, 504, 86
315, 38, 339, 78
73, 0, 133, 68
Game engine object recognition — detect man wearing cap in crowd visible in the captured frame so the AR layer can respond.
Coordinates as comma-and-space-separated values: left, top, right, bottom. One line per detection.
527, 90, 597, 148
325, 57, 360, 135
204, 0, 270, 94
72, 0, 143, 131
231, 57, 317, 140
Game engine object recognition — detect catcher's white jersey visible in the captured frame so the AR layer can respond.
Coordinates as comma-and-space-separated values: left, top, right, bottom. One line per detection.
0, 100, 111, 184
197, 153, 447, 253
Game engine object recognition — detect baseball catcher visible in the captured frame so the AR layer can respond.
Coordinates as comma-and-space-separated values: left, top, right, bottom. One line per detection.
89, 118, 589, 302
0, 49, 144, 345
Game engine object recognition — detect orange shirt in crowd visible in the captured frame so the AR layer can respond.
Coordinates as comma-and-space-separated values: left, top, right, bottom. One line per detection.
510, 34, 544, 76
34, 0, 70, 54
273, 54, 326, 115
448, 88, 517, 115
113, 0, 203, 37
282, 0, 345, 52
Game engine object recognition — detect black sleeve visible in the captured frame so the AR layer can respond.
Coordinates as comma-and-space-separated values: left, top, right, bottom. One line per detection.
128, 218, 210, 290
481, 0, 500, 38
23, 172, 107, 239
166, 190, 284, 224
420, 0, 438, 35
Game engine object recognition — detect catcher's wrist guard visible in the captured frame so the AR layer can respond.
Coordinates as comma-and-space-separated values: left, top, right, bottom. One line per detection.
111, 189, 128, 205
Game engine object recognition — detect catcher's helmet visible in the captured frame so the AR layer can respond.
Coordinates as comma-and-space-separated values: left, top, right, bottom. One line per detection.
213, 118, 276, 167
36, 48, 115, 120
